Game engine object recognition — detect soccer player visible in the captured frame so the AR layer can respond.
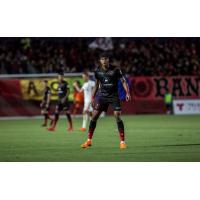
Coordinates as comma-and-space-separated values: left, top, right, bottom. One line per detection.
81, 53, 131, 149
73, 72, 95, 131
164, 92, 173, 114
72, 80, 84, 117
47, 71, 73, 132
40, 80, 52, 127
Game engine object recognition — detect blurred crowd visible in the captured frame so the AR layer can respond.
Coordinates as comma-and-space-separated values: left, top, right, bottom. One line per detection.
0, 37, 200, 76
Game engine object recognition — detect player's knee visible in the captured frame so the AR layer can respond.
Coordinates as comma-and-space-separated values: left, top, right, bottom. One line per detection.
116, 116, 121, 123
92, 116, 98, 122
114, 112, 121, 122
66, 110, 70, 115
92, 113, 100, 121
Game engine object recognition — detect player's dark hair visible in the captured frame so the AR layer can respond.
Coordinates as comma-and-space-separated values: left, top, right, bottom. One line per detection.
99, 52, 110, 59
77, 80, 81, 87
74, 80, 81, 87
82, 71, 89, 77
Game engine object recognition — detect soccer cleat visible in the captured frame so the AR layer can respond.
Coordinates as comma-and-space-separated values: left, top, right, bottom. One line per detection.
79, 127, 86, 132
120, 143, 127, 149
47, 127, 55, 131
41, 123, 47, 127
81, 140, 92, 148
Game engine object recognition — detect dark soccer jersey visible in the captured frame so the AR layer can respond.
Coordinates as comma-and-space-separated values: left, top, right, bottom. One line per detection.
94, 65, 124, 98
58, 80, 69, 99
43, 86, 51, 102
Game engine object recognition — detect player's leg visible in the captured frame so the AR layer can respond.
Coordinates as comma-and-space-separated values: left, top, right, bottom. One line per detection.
43, 106, 53, 126
41, 102, 49, 126
41, 109, 47, 127
81, 109, 102, 148
112, 99, 127, 149
79, 110, 87, 131
81, 97, 109, 148
47, 105, 60, 131
113, 111, 126, 148
66, 109, 73, 131
80, 101, 91, 131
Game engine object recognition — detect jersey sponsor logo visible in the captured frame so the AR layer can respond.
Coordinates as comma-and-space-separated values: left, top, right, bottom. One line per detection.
106, 70, 114, 75
103, 77, 110, 83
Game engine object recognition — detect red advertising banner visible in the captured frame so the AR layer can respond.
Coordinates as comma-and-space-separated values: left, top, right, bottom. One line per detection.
129, 76, 200, 100
0, 76, 199, 116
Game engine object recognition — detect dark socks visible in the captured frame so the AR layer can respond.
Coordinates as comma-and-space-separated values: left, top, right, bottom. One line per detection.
117, 120, 125, 141
88, 120, 97, 139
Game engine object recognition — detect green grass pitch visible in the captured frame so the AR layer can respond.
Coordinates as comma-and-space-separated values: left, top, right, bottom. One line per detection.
0, 115, 200, 161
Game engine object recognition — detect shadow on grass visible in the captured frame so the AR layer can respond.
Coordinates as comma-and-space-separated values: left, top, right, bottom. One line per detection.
149, 143, 200, 147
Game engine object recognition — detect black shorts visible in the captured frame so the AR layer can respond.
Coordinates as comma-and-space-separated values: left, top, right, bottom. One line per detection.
56, 100, 70, 111
165, 103, 172, 109
94, 96, 121, 112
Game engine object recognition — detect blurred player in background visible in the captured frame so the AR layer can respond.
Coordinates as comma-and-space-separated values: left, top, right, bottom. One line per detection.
47, 71, 73, 132
40, 80, 52, 127
73, 72, 95, 131
164, 92, 173, 114
72, 80, 84, 117
81, 53, 131, 149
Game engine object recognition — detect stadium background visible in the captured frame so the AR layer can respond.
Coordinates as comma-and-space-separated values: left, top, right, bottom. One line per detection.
0, 37, 200, 117
0, 37, 200, 161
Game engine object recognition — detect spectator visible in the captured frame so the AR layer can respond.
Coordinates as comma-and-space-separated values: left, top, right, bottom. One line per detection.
0, 37, 200, 75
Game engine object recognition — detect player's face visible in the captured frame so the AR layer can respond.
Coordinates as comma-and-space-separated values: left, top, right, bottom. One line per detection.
58, 75, 63, 82
100, 57, 109, 69
82, 74, 89, 82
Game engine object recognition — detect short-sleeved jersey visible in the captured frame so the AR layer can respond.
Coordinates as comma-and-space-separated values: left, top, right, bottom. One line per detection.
58, 80, 69, 99
43, 86, 51, 102
82, 80, 95, 102
94, 65, 124, 98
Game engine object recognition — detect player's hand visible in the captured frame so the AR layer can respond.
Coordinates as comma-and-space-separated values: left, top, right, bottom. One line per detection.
126, 93, 131, 102
45, 104, 49, 108
40, 102, 43, 108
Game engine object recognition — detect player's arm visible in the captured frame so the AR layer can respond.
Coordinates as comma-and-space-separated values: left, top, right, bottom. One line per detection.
73, 82, 84, 93
120, 77, 131, 102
